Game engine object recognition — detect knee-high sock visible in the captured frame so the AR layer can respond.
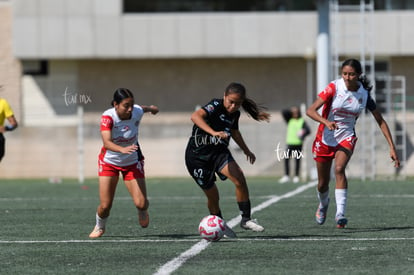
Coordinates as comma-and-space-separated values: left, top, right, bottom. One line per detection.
96, 213, 107, 229
317, 189, 330, 207
335, 189, 348, 217
237, 200, 251, 222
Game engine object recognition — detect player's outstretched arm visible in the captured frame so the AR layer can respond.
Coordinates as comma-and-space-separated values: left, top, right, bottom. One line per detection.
371, 109, 400, 168
142, 105, 159, 115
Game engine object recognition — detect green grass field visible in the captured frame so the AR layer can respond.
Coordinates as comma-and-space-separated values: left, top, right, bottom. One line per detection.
0, 177, 413, 274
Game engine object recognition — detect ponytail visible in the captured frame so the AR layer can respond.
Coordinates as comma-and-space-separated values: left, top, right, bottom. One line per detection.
225, 82, 269, 122
242, 97, 268, 121
359, 74, 373, 92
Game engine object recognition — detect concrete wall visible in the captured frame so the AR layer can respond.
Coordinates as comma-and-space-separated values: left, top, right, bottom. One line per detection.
0, 2, 21, 122
76, 58, 309, 112
21, 57, 414, 121
11, 0, 414, 58
12, 0, 317, 58
390, 57, 414, 109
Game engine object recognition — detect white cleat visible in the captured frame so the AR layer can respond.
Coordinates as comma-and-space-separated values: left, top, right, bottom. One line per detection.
241, 219, 264, 232
89, 226, 105, 238
279, 175, 290, 184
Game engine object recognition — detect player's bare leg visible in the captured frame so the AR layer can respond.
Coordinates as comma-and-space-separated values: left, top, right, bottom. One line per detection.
89, 176, 118, 238
203, 184, 220, 215
315, 161, 332, 225
125, 178, 149, 228
203, 184, 236, 238
221, 162, 264, 232
334, 149, 352, 228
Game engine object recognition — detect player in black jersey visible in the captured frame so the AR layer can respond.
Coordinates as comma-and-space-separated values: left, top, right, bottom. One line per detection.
185, 82, 270, 236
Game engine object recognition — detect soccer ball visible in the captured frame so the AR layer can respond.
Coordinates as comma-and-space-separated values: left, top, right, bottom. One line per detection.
198, 215, 225, 242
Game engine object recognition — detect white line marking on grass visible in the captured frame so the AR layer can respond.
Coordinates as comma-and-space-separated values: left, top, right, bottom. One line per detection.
153, 180, 318, 275
0, 239, 198, 244
2, 236, 413, 245
353, 194, 414, 198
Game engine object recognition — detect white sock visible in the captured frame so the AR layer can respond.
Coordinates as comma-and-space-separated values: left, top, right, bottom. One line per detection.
335, 189, 348, 217
317, 189, 330, 207
96, 213, 107, 229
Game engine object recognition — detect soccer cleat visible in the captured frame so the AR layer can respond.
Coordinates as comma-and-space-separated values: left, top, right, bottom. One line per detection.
241, 219, 265, 232
315, 200, 329, 225
293, 176, 300, 183
279, 175, 290, 184
89, 226, 105, 238
335, 215, 348, 229
138, 209, 150, 228
223, 223, 237, 238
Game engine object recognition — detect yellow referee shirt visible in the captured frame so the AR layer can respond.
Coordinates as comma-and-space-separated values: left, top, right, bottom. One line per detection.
0, 98, 14, 126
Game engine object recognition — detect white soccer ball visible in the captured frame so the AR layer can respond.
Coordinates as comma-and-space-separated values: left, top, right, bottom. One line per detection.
198, 215, 225, 242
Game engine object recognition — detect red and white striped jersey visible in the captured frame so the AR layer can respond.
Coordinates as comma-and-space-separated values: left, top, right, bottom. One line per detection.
99, 105, 144, 166
316, 78, 376, 147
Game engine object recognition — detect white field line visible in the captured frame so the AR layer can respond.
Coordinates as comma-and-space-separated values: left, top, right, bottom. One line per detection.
0, 239, 197, 244
153, 180, 318, 275
1, 237, 414, 244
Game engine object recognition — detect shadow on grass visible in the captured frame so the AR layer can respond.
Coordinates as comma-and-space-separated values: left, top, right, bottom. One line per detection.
235, 234, 346, 239
342, 226, 414, 233
95, 226, 414, 240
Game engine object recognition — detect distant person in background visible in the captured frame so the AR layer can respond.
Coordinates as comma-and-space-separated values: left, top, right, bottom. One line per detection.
185, 82, 270, 237
0, 88, 18, 162
89, 88, 159, 238
306, 59, 400, 229
279, 106, 310, 183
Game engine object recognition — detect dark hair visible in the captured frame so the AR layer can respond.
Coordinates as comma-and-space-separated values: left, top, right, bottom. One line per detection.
225, 82, 267, 121
342, 59, 372, 92
111, 88, 134, 106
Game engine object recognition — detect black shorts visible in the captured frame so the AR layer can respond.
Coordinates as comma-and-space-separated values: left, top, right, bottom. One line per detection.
185, 144, 234, 190
0, 133, 5, 161
286, 144, 303, 157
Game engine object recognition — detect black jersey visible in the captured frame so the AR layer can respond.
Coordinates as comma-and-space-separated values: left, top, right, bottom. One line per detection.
187, 98, 240, 155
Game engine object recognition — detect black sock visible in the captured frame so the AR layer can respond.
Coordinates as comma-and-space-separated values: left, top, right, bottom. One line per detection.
237, 200, 251, 223
210, 210, 223, 219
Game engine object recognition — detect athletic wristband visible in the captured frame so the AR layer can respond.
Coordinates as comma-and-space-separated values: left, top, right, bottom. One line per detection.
5, 125, 15, 131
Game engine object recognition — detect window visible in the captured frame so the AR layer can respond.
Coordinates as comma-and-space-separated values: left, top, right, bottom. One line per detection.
22, 60, 49, 76
338, 0, 414, 10
123, 0, 316, 13
373, 60, 389, 113
123, 0, 414, 13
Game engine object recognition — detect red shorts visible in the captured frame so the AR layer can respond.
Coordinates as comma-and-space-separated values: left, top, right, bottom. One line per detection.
98, 159, 145, 180
312, 136, 357, 162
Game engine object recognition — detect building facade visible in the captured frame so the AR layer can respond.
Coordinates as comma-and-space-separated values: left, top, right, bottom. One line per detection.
1, 0, 413, 178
